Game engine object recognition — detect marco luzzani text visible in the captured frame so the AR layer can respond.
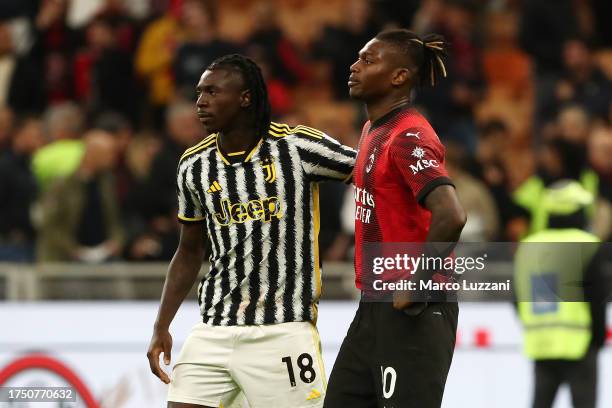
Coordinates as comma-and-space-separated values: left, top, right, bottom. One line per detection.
370, 253, 511, 292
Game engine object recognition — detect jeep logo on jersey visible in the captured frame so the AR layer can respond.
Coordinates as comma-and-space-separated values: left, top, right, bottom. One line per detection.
214, 197, 283, 226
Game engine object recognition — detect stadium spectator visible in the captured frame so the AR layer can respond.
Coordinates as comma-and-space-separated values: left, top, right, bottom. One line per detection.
33, 0, 76, 107
80, 1, 140, 51
539, 38, 612, 124
123, 102, 203, 261
0, 106, 14, 153
135, 0, 185, 113
60, 0, 150, 28
36, 130, 124, 262
475, 119, 528, 241
172, 0, 240, 101
122, 134, 177, 261
554, 105, 612, 239
93, 112, 135, 207
559, 39, 611, 119
587, 124, 612, 239
0, 17, 45, 113
312, 0, 378, 100
34, 0, 68, 33
246, 1, 309, 87
413, 0, 483, 152
245, 45, 294, 115
446, 143, 500, 241
141, 101, 203, 219
481, 10, 532, 100
0, 118, 44, 261
513, 136, 609, 238
557, 104, 592, 146
73, 15, 138, 123
519, 0, 579, 75
588, 124, 612, 201
31, 102, 85, 190
411, 0, 445, 36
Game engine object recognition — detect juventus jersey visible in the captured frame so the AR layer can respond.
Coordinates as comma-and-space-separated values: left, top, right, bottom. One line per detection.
177, 122, 356, 326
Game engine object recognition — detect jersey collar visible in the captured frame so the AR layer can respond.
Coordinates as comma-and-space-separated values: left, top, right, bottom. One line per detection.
216, 136, 264, 165
368, 102, 413, 132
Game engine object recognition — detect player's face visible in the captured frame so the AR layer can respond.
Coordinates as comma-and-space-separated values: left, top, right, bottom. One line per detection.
196, 69, 249, 133
348, 39, 405, 100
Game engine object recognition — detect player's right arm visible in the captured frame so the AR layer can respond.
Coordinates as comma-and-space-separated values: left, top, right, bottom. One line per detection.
147, 157, 207, 383
147, 223, 205, 383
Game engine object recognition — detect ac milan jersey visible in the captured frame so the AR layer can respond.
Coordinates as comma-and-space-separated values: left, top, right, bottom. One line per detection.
353, 105, 454, 288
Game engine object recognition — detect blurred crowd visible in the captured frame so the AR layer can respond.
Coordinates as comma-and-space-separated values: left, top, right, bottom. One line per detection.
0, 0, 611, 263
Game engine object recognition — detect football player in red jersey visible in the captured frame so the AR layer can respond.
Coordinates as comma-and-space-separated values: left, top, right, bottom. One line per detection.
324, 29, 467, 408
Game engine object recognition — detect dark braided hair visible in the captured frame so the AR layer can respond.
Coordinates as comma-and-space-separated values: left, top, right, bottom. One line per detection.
375, 29, 449, 88
207, 54, 271, 138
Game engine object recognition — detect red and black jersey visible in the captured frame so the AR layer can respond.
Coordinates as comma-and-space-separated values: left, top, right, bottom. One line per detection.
353, 105, 454, 289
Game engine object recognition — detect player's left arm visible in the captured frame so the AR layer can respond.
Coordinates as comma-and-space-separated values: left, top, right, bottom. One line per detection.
294, 127, 356, 183
389, 127, 467, 310
393, 185, 467, 311
423, 185, 466, 243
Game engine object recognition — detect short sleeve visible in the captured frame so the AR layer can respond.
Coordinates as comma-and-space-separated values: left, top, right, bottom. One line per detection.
390, 126, 454, 205
294, 129, 356, 183
176, 161, 205, 223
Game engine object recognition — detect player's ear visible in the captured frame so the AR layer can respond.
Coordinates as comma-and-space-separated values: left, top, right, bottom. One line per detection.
240, 89, 252, 108
391, 67, 412, 87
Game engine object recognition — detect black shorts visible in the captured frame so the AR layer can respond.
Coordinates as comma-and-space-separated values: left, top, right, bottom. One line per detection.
324, 301, 458, 408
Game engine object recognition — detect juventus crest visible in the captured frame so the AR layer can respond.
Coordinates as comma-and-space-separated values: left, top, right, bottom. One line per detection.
261, 157, 277, 183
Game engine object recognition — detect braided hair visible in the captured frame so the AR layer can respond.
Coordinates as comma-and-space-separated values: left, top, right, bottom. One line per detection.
207, 54, 271, 138
375, 29, 449, 88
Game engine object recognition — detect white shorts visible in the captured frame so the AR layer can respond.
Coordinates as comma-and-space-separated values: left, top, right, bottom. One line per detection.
167, 321, 326, 408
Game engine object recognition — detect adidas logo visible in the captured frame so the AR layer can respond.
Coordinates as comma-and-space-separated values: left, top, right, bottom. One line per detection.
306, 389, 321, 401
207, 181, 222, 193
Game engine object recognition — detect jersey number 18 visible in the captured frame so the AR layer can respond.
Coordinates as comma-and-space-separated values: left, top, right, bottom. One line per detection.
281, 354, 316, 387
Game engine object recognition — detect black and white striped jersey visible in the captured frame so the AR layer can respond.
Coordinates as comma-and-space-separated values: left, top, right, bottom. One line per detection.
176, 122, 356, 326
